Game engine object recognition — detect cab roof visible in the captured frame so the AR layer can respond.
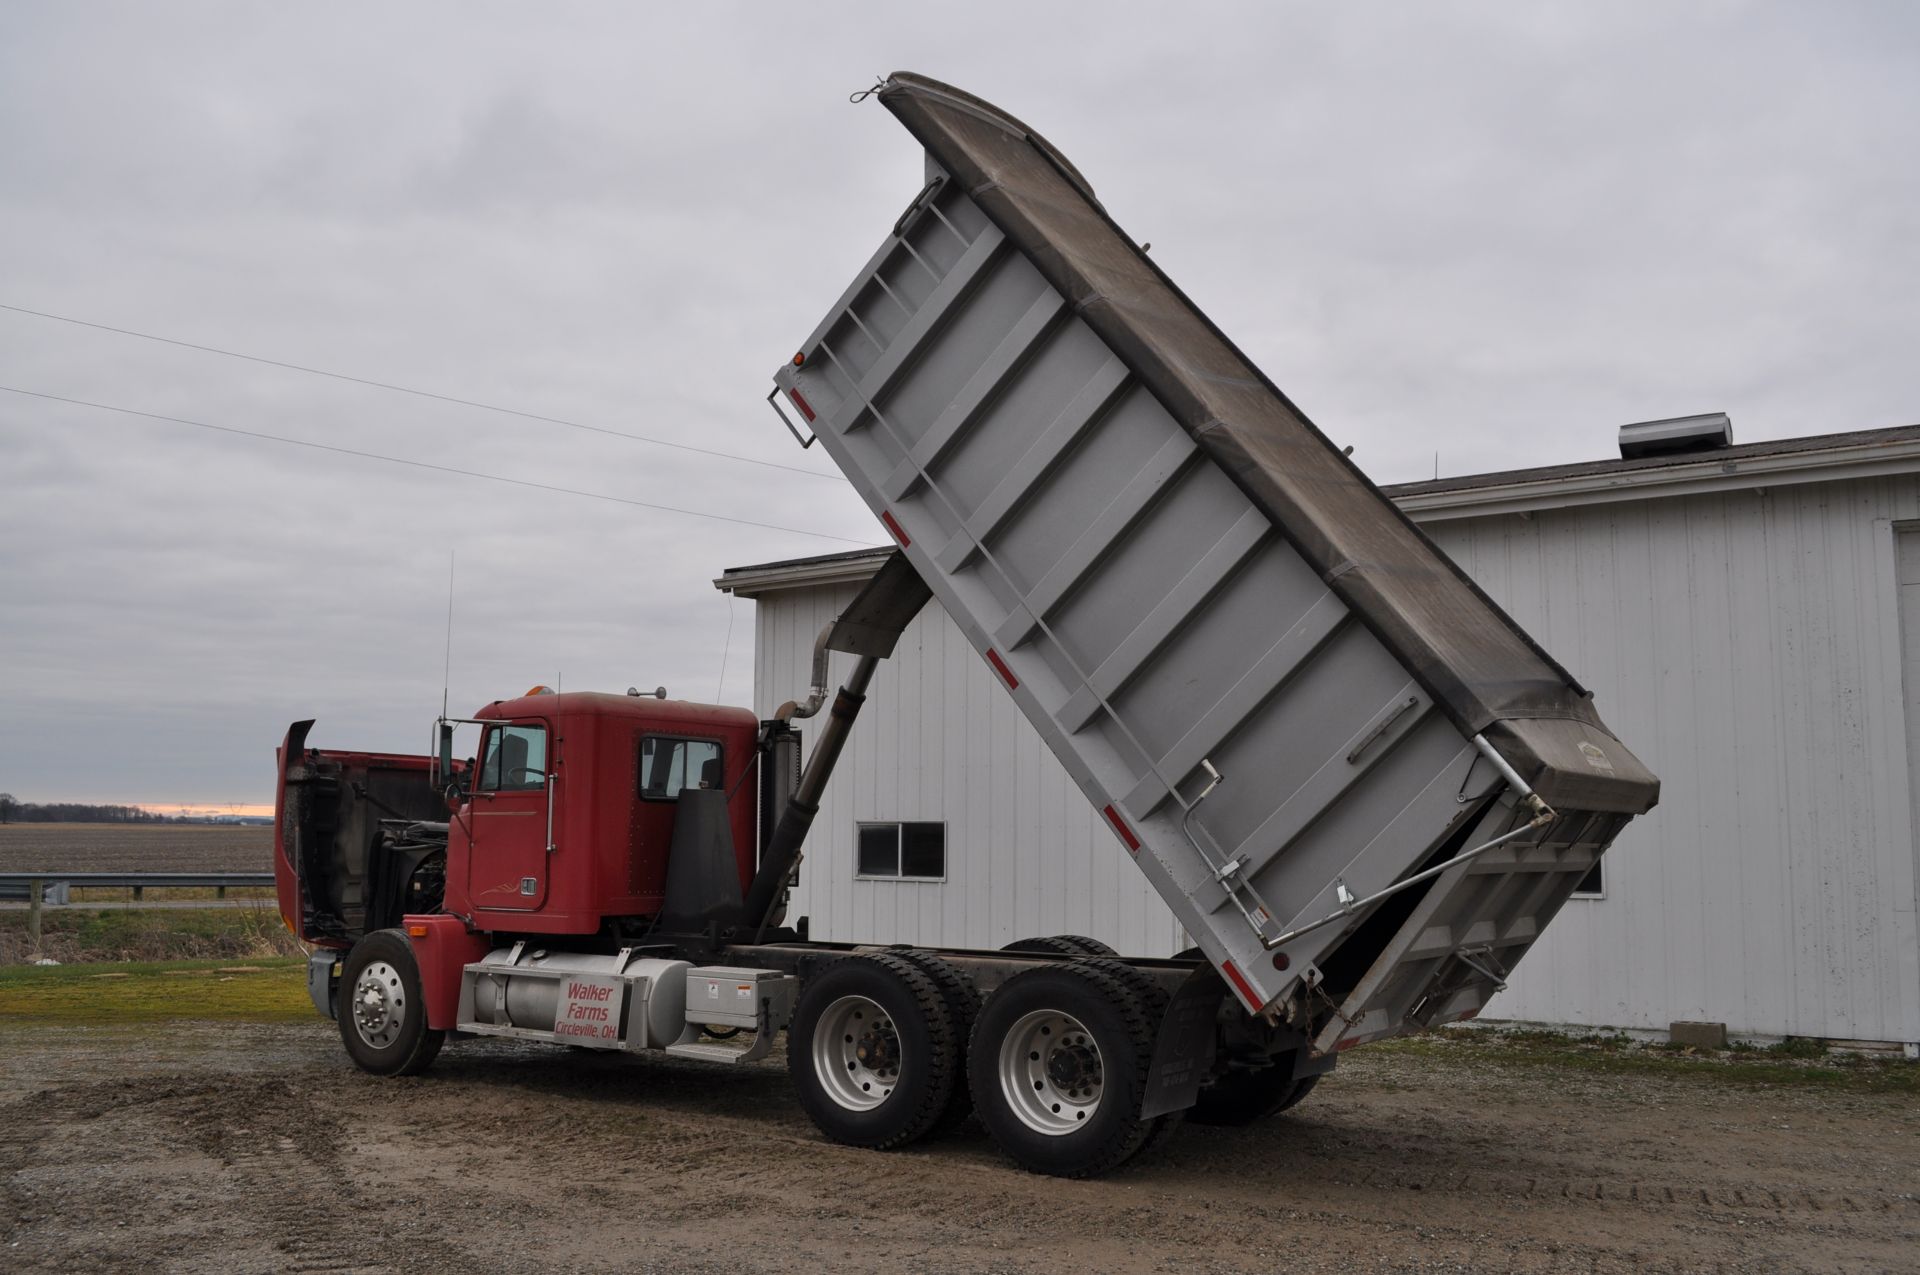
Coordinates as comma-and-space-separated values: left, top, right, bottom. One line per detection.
476, 691, 757, 731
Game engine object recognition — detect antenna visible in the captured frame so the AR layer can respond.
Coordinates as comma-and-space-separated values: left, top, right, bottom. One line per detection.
441, 550, 455, 720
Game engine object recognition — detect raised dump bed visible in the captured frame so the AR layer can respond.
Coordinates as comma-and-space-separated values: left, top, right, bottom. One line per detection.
773, 73, 1658, 1049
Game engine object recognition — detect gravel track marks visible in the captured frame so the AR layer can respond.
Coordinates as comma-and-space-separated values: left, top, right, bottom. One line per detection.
2, 1022, 1915, 1273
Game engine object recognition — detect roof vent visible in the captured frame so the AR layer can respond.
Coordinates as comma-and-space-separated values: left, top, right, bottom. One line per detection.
1618, 412, 1733, 460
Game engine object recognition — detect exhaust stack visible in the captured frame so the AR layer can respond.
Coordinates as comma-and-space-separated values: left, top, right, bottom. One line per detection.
740, 550, 931, 938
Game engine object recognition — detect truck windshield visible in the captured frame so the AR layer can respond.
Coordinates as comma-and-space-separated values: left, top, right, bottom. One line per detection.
478, 724, 547, 792
639, 736, 722, 801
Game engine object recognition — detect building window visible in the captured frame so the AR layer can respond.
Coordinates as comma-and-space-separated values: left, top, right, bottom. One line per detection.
1570, 861, 1604, 899
638, 735, 723, 801
856, 821, 946, 881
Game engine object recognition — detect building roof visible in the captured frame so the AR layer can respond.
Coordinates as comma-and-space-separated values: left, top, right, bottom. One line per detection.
1388, 422, 1920, 520
716, 423, 1920, 596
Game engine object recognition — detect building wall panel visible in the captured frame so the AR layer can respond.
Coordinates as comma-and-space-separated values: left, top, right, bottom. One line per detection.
754, 580, 1185, 957
1424, 476, 1920, 1042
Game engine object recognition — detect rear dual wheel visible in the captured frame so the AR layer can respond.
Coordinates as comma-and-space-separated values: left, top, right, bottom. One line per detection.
887, 949, 982, 1135
788, 952, 958, 1150
968, 961, 1160, 1178
1000, 934, 1118, 958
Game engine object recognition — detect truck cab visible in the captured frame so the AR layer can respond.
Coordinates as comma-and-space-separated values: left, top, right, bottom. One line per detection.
276, 691, 763, 949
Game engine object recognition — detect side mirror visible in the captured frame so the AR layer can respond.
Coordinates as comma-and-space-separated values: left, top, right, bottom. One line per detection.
433, 722, 465, 811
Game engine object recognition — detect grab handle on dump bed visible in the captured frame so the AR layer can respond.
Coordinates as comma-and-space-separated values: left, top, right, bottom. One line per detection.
1262, 734, 1557, 952
766, 387, 817, 450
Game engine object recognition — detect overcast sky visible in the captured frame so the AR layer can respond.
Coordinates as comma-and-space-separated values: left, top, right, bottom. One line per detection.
2, 2, 1915, 808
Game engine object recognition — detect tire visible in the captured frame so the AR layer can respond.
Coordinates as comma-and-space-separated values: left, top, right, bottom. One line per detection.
887, 950, 983, 1136
1000, 934, 1115, 958
337, 929, 444, 1077
787, 953, 957, 1150
1187, 1065, 1319, 1126
1273, 1072, 1319, 1114
1079, 958, 1181, 1160
968, 961, 1158, 1178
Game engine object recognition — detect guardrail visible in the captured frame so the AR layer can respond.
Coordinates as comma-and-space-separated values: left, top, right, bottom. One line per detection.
0, 871, 275, 903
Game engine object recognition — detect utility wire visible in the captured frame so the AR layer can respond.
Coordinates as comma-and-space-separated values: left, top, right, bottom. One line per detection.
0, 385, 870, 545
0, 301, 845, 482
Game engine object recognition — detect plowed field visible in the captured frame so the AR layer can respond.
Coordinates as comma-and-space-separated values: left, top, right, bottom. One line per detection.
0, 824, 272, 874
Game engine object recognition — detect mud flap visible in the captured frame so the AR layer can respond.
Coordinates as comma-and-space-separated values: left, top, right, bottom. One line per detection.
307, 950, 342, 1021
1140, 965, 1224, 1120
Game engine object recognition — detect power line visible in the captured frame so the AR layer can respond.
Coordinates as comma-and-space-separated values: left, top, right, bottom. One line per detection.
0, 300, 845, 482
0, 384, 870, 545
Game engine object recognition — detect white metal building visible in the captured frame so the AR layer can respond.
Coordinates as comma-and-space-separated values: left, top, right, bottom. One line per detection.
719, 425, 1920, 1047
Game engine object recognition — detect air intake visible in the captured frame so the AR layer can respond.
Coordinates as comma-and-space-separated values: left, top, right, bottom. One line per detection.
1618, 412, 1733, 460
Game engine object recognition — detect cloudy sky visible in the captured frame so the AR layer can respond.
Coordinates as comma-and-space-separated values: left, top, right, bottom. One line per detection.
2, 2, 1915, 808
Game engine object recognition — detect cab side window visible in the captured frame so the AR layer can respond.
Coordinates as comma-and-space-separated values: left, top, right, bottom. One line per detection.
478, 724, 548, 792
638, 736, 722, 801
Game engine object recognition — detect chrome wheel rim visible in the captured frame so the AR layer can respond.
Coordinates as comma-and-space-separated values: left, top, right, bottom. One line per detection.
999, 1008, 1103, 1136
813, 994, 900, 1112
350, 959, 406, 1049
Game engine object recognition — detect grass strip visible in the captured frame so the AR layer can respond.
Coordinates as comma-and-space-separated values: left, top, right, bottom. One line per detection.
0, 904, 304, 963
0, 957, 312, 1023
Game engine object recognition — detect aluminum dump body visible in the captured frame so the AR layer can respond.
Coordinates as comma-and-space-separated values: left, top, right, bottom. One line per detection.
772, 74, 1658, 1046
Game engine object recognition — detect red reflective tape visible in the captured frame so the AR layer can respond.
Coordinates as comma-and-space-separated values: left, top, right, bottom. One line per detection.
788, 388, 817, 422
1220, 959, 1263, 1013
1101, 804, 1139, 852
984, 647, 1018, 690
1336, 1036, 1363, 1052
880, 509, 910, 547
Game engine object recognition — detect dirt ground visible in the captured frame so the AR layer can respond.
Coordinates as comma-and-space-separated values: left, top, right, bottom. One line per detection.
0, 824, 273, 874
2, 1022, 1914, 1274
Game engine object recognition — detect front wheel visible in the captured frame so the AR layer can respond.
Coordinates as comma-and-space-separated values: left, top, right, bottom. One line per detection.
337, 930, 444, 1077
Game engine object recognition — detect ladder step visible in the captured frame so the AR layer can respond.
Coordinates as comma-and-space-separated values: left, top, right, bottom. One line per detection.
845, 227, 1007, 417
663, 1040, 761, 1065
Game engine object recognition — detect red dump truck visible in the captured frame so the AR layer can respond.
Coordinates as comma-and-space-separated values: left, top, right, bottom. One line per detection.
275, 73, 1657, 1178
